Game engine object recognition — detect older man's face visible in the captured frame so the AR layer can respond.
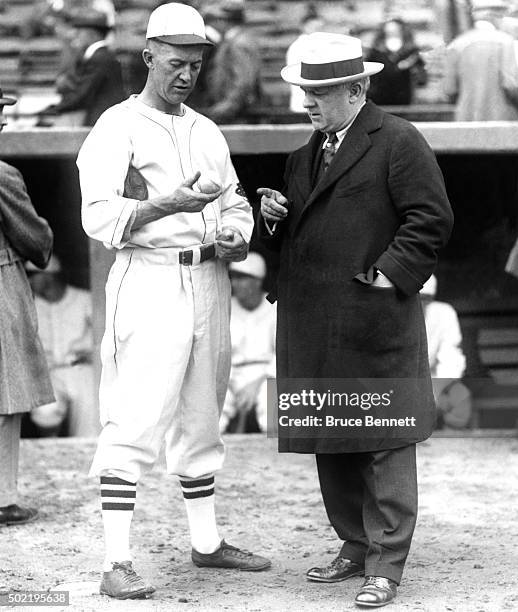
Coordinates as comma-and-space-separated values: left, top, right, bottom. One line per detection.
301, 83, 356, 133
145, 41, 203, 112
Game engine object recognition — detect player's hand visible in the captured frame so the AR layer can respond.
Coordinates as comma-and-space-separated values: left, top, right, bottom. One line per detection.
257, 187, 289, 223
216, 227, 248, 262
162, 171, 222, 214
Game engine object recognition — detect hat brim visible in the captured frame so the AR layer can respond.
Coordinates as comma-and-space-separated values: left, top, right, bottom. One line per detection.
0, 96, 16, 106
152, 34, 213, 47
281, 61, 384, 86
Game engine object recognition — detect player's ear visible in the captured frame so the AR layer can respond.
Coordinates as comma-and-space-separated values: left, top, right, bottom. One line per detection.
142, 48, 153, 68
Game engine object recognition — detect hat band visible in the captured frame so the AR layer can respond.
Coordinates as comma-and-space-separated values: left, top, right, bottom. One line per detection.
301, 57, 364, 81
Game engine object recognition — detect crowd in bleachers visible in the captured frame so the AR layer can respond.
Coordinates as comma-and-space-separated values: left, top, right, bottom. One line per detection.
5, 0, 518, 126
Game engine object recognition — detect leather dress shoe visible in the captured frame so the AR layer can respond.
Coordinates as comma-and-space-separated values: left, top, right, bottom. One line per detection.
355, 576, 397, 608
192, 540, 271, 571
306, 556, 365, 582
99, 561, 155, 600
0, 504, 38, 526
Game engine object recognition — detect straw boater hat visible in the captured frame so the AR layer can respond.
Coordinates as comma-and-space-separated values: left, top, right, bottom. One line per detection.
146, 2, 213, 46
0, 87, 16, 106
281, 32, 384, 87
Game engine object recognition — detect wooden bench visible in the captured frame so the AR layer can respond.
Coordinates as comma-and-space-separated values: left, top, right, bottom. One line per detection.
459, 302, 518, 428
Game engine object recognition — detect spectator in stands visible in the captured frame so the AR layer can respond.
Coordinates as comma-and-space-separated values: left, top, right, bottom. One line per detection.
443, 0, 518, 120
366, 17, 427, 106
25, 255, 98, 438
220, 253, 276, 434
0, 88, 54, 526
40, 10, 124, 126
203, 0, 263, 123
286, 4, 326, 112
185, 10, 222, 112
420, 275, 472, 429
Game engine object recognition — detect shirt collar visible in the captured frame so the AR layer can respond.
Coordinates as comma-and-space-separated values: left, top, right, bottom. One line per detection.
322, 100, 366, 150
83, 39, 108, 61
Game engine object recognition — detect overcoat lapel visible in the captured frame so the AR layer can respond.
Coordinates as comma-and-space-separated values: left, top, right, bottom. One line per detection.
292, 102, 384, 235
288, 131, 324, 228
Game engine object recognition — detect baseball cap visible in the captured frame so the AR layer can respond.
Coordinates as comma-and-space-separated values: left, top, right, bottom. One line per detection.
229, 252, 267, 280
146, 2, 213, 47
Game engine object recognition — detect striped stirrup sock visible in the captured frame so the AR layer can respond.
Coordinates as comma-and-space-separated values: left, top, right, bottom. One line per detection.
100, 476, 136, 571
180, 474, 221, 554
100, 476, 136, 511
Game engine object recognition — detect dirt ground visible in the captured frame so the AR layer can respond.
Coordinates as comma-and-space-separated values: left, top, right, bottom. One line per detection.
0, 435, 517, 612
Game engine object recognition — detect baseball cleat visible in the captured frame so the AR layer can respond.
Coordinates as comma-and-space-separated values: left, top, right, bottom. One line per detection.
192, 540, 271, 571
99, 561, 155, 600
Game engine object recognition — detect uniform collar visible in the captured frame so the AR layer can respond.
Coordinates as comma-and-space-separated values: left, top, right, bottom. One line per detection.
128, 94, 197, 128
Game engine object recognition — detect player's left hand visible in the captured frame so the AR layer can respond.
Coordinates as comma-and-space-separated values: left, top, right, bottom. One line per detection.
216, 227, 248, 262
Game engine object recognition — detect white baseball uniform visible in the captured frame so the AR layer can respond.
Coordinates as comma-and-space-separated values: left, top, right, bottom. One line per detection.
77, 96, 254, 482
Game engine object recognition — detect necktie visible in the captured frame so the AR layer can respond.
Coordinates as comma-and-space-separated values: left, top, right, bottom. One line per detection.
322, 133, 338, 173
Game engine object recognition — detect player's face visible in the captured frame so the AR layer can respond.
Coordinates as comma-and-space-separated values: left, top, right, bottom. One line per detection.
145, 42, 203, 112
301, 83, 356, 133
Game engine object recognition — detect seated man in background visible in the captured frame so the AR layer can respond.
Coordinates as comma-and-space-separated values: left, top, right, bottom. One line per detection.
221, 252, 276, 433
26, 255, 98, 437
39, 10, 124, 127
420, 275, 472, 429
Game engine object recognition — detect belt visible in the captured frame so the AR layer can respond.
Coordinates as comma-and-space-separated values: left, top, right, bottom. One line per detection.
0, 247, 22, 267
179, 243, 217, 266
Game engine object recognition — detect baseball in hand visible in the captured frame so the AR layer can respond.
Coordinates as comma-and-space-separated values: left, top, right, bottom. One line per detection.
197, 175, 221, 194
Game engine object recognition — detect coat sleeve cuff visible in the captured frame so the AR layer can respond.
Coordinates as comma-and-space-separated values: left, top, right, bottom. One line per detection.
374, 252, 423, 296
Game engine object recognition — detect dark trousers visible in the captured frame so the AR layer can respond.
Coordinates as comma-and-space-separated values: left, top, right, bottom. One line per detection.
316, 444, 417, 584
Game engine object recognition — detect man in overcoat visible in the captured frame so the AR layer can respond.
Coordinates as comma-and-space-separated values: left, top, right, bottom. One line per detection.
0, 89, 54, 525
41, 11, 124, 127
258, 33, 453, 608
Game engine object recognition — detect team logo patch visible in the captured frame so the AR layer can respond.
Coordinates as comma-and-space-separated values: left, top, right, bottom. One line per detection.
235, 182, 248, 200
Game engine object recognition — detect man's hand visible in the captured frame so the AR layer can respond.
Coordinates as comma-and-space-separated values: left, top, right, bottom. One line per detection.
160, 171, 222, 214
216, 227, 248, 262
372, 270, 395, 289
130, 171, 222, 232
257, 187, 289, 223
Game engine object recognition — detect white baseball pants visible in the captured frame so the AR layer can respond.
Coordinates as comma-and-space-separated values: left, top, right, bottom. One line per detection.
90, 247, 231, 482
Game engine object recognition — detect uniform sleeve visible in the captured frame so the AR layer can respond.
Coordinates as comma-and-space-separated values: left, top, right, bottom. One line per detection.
77, 110, 138, 249
375, 126, 454, 296
217, 134, 254, 242
0, 163, 53, 268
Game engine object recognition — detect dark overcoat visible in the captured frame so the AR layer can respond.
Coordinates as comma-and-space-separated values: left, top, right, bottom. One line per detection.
0, 161, 54, 415
55, 46, 125, 126
260, 102, 454, 453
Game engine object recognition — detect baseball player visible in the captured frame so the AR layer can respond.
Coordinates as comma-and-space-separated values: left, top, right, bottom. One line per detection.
77, 3, 270, 600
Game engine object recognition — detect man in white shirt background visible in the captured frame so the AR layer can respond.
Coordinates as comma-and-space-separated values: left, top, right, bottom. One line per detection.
25, 255, 98, 438
420, 275, 472, 429
221, 252, 276, 434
